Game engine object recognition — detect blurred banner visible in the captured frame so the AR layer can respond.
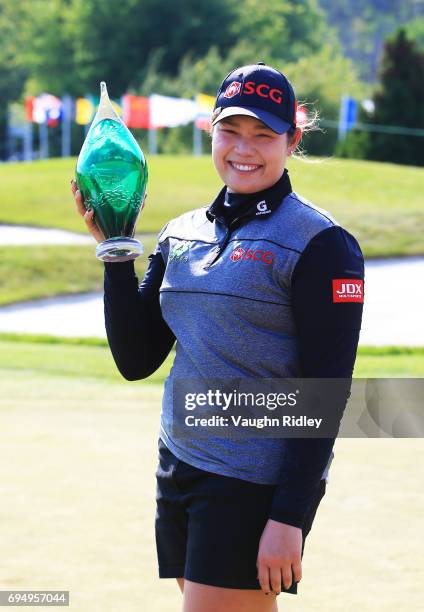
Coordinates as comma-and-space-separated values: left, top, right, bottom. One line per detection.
122, 95, 150, 128
338, 95, 358, 140
149, 94, 197, 128
18, 90, 220, 159
76, 96, 123, 125
25, 93, 63, 125
195, 93, 214, 131
32, 94, 63, 126
25, 97, 35, 122
75, 98, 94, 125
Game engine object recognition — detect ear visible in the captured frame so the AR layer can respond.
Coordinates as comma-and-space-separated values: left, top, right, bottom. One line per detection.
287, 128, 302, 155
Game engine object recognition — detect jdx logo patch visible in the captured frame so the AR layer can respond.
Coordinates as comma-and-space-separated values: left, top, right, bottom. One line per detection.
230, 247, 274, 265
332, 279, 364, 303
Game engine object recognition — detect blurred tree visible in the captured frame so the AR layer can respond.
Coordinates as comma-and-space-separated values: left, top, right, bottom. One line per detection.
230, 0, 327, 63
403, 15, 424, 49
283, 43, 367, 156
335, 120, 371, 160
136, 42, 268, 99
336, 28, 424, 165
318, 0, 424, 82
2, 0, 382, 158
0, 0, 28, 159
10, 0, 330, 97
133, 37, 366, 158
59, 0, 238, 96
22, 0, 76, 96
366, 28, 424, 165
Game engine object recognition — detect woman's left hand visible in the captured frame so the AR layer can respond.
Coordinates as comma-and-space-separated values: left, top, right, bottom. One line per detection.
256, 519, 302, 595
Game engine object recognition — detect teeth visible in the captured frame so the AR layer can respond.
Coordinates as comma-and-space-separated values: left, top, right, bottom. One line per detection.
231, 162, 259, 172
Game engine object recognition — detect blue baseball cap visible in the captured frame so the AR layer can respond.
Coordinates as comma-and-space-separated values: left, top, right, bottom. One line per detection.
212, 63, 297, 134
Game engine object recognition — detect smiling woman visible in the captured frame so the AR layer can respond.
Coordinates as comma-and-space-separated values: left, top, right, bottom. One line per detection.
211, 115, 301, 194
72, 62, 365, 612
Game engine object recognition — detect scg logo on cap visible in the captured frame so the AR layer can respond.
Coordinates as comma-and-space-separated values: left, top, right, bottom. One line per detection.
223, 80, 283, 104
224, 82, 242, 99
213, 63, 296, 134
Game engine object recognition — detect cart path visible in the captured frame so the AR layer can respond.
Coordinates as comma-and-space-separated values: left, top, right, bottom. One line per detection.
0, 256, 422, 345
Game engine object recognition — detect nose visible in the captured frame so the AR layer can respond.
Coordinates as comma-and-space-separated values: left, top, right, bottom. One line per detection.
233, 136, 256, 157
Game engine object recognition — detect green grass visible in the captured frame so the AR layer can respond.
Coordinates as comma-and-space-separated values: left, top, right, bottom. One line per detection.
1, 156, 424, 257
1, 156, 423, 305
352, 346, 424, 377
0, 237, 156, 305
1, 368, 422, 611
0, 335, 174, 384
1, 334, 423, 378
0, 369, 169, 612
294, 157, 424, 257
0, 337, 422, 610
0, 156, 222, 234
0, 245, 102, 305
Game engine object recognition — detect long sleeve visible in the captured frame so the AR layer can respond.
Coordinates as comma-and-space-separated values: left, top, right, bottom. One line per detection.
269, 226, 364, 528
104, 245, 176, 381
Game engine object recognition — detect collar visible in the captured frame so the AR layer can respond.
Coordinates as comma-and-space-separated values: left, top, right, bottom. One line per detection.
206, 169, 292, 228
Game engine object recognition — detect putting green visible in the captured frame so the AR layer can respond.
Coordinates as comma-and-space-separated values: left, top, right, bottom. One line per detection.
1, 370, 422, 611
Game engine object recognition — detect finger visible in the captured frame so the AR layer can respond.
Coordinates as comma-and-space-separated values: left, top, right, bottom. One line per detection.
70, 178, 77, 195
257, 563, 271, 595
292, 559, 302, 584
281, 564, 293, 591
269, 565, 282, 596
75, 189, 86, 217
84, 208, 104, 243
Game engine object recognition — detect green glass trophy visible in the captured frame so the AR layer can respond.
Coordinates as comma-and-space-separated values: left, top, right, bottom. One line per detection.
76, 82, 148, 262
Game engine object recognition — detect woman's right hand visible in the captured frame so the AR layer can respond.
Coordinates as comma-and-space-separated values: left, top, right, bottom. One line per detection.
70, 179, 105, 243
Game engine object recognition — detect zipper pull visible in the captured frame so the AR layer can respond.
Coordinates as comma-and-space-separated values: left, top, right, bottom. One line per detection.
203, 228, 231, 268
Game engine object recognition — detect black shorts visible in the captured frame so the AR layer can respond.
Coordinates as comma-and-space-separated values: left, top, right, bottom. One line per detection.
155, 437, 327, 593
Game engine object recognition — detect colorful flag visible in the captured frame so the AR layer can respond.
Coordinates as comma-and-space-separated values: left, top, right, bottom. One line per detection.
149, 94, 197, 128
195, 93, 214, 131
31, 94, 62, 125
75, 98, 95, 125
76, 96, 123, 125
122, 95, 150, 128
25, 97, 35, 122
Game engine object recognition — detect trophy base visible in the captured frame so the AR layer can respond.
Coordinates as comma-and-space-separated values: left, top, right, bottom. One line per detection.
96, 237, 143, 262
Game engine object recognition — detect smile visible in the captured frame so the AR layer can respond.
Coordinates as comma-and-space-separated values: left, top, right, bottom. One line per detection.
228, 162, 262, 172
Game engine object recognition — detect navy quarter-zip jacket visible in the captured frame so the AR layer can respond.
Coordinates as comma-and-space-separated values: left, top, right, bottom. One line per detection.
104, 170, 364, 528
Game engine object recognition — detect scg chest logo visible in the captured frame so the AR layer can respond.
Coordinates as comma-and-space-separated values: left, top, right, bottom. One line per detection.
230, 247, 274, 265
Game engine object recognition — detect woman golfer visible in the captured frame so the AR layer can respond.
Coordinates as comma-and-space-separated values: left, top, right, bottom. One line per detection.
72, 63, 364, 612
